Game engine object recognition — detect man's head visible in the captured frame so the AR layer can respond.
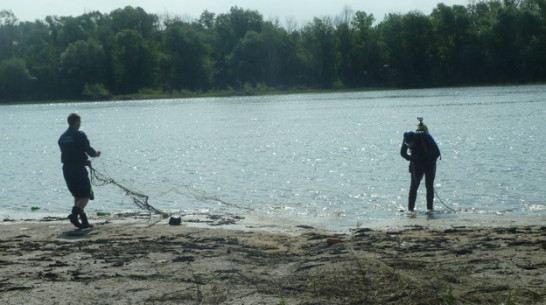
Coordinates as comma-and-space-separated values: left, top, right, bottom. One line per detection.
404, 131, 419, 148
67, 113, 81, 129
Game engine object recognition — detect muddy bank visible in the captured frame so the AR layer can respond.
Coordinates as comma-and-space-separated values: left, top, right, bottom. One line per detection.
0, 219, 544, 304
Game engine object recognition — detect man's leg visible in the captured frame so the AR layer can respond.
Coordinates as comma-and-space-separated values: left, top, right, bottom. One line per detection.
68, 198, 82, 228
408, 167, 423, 212
75, 197, 89, 210
424, 163, 436, 211
75, 197, 93, 228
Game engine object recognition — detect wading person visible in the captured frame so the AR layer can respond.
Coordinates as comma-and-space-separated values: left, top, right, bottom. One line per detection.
58, 113, 101, 228
400, 118, 441, 213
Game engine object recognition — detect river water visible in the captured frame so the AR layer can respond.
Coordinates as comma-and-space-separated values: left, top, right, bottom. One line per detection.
1, 85, 545, 232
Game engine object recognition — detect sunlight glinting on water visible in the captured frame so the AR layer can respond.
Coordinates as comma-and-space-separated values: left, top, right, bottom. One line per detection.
1, 85, 545, 230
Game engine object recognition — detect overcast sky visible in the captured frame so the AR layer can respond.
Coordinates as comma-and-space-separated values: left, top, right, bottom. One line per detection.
3, 0, 470, 25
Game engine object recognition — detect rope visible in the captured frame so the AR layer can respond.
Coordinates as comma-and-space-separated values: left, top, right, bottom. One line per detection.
434, 188, 456, 212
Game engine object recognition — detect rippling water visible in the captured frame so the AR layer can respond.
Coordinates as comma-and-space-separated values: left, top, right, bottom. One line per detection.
1, 85, 545, 231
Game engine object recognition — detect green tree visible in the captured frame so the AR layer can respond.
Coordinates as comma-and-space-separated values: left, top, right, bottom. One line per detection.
300, 17, 337, 88
0, 58, 33, 101
161, 23, 211, 91
60, 39, 107, 97
352, 11, 384, 86
335, 11, 354, 88
111, 29, 155, 94
334, 10, 383, 88
521, 0, 546, 80
198, 10, 215, 31
430, 4, 481, 85
2, 3, 546, 101
110, 6, 159, 39
376, 14, 403, 86
55, 16, 89, 50
0, 10, 19, 61
213, 7, 264, 87
19, 20, 62, 100
489, 4, 520, 81
227, 30, 266, 86
378, 12, 434, 87
509, 2, 545, 81
260, 21, 298, 87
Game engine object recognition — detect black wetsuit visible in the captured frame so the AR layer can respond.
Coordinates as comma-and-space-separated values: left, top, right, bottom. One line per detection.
400, 131, 441, 211
58, 127, 99, 198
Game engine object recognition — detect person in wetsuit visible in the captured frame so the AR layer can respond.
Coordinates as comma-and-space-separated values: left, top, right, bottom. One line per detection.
400, 119, 441, 212
58, 113, 101, 228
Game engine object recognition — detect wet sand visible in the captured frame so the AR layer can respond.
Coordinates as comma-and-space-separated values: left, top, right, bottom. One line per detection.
0, 216, 544, 305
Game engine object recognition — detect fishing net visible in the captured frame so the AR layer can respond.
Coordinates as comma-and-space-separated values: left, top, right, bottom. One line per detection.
88, 166, 253, 217
166, 185, 254, 211
89, 166, 168, 217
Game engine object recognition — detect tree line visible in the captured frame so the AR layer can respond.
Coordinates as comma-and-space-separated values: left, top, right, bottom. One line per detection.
0, 0, 545, 102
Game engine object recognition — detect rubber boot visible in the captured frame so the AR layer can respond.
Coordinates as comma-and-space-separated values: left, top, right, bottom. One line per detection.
68, 206, 82, 228
80, 213, 94, 229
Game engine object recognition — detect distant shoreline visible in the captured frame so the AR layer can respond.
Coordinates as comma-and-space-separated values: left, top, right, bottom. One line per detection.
3, 83, 545, 106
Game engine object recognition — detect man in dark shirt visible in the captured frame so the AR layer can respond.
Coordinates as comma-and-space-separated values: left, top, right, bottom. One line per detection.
400, 119, 441, 213
58, 113, 101, 228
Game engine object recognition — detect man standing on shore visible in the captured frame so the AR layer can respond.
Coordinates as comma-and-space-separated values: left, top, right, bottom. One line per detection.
58, 113, 101, 228
400, 118, 441, 213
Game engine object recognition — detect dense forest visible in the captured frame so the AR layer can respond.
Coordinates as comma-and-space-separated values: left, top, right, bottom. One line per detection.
0, 0, 545, 102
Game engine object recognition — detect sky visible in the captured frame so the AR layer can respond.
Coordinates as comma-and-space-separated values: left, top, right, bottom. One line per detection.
3, 0, 470, 25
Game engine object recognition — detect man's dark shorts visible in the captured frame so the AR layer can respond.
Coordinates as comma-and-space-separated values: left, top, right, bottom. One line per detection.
62, 164, 92, 198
